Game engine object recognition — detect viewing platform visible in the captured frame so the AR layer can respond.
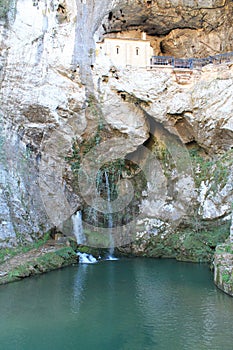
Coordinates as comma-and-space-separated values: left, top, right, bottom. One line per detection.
96, 34, 233, 72
149, 52, 233, 70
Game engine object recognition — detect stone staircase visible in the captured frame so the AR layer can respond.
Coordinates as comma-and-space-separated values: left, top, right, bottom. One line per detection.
173, 69, 193, 84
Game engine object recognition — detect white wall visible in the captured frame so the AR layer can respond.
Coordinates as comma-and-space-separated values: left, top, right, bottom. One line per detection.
96, 38, 153, 67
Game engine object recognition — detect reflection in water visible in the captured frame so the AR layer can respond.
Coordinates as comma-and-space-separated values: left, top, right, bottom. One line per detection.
71, 264, 88, 313
134, 260, 233, 350
0, 259, 233, 350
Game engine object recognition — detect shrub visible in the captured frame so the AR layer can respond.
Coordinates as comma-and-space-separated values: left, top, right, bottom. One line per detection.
0, 0, 10, 19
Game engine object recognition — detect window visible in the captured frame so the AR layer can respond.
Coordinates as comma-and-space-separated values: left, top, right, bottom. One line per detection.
116, 46, 120, 54
136, 47, 139, 56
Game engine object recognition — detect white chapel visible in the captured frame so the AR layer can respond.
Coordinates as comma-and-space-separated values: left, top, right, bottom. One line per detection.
96, 32, 154, 68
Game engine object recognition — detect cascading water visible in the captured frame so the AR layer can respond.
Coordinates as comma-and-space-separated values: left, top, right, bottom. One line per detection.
105, 171, 113, 230
72, 210, 86, 245
77, 252, 97, 264
73, 211, 97, 264
104, 171, 118, 260
85, 170, 102, 226
81, 170, 118, 261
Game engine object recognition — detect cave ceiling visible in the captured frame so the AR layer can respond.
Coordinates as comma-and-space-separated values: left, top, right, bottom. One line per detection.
98, 0, 233, 57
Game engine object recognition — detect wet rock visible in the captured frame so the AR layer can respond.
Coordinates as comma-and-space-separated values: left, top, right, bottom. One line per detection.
0, 0, 232, 274
214, 244, 233, 297
0, 242, 78, 285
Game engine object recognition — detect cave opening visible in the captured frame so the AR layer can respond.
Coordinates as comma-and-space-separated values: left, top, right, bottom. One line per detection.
97, 1, 233, 59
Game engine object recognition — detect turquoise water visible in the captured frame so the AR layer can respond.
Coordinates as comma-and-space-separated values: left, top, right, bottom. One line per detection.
0, 259, 233, 350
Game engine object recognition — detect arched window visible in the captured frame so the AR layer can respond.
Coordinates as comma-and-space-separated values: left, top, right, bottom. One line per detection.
116, 46, 120, 54
136, 47, 139, 56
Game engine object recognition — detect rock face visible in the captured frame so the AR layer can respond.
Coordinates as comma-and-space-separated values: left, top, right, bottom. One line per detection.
214, 250, 233, 296
214, 214, 233, 296
0, 0, 149, 246
0, 0, 232, 275
100, 0, 233, 58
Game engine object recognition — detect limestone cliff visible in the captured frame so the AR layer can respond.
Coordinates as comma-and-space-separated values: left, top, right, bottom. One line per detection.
100, 0, 233, 58
0, 0, 232, 277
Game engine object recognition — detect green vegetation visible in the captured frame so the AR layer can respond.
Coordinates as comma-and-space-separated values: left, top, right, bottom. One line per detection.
153, 139, 170, 166
0, 0, 10, 19
77, 243, 107, 257
137, 221, 230, 263
66, 121, 105, 174
222, 273, 230, 284
215, 242, 233, 295
65, 96, 106, 174
216, 243, 233, 255
189, 147, 233, 189
0, 231, 51, 264
84, 228, 113, 248
66, 95, 147, 229
142, 231, 213, 262
0, 0, 15, 21
1, 246, 77, 284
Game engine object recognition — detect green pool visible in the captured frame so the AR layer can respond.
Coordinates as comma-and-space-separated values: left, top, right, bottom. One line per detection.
0, 258, 232, 350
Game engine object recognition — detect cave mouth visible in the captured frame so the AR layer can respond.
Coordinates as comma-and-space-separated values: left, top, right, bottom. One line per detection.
97, 0, 233, 58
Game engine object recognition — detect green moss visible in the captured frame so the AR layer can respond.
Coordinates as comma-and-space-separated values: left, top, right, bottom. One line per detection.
214, 243, 233, 295
189, 148, 233, 189
140, 221, 230, 263
196, 224, 230, 248
66, 107, 147, 229
54, 247, 76, 259
216, 244, 233, 254
151, 138, 175, 178
0, 0, 10, 19
77, 245, 106, 257
84, 229, 111, 248
65, 123, 106, 175
0, 231, 51, 264
2, 246, 77, 285
222, 273, 230, 284
145, 243, 174, 258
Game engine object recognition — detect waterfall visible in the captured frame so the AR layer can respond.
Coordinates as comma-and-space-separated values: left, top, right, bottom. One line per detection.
72, 211, 86, 245
104, 171, 116, 259
73, 211, 98, 264
105, 171, 113, 229
77, 252, 97, 264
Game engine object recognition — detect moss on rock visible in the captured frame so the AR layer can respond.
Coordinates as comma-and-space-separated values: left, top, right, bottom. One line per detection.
130, 221, 230, 263
0, 244, 78, 285
214, 242, 233, 297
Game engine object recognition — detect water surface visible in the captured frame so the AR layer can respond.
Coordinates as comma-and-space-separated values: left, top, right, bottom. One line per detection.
0, 259, 232, 350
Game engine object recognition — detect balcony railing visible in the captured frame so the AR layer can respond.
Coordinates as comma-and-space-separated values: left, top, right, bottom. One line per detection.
150, 52, 233, 69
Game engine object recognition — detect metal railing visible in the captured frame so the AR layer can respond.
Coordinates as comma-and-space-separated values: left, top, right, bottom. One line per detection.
150, 52, 233, 69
